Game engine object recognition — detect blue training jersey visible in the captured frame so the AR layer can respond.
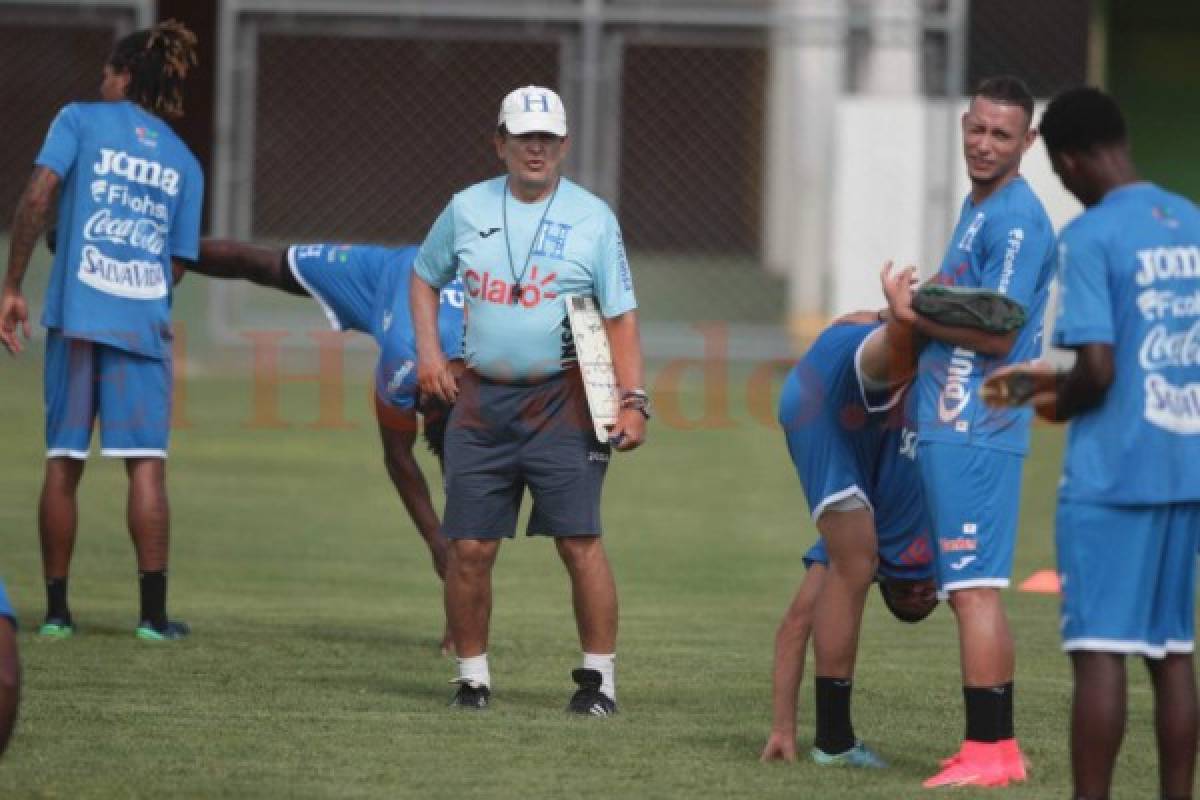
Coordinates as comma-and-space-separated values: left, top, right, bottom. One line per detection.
288, 244, 464, 411
780, 324, 932, 578
36, 101, 203, 360
1053, 183, 1200, 505
414, 176, 637, 381
915, 176, 1056, 454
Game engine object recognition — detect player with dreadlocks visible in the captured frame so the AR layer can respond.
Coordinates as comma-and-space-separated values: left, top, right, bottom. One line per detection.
1, 20, 204, 640
184, 238, 465, 654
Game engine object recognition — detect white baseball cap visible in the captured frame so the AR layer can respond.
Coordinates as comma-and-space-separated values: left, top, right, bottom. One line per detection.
498, 85, 568, 137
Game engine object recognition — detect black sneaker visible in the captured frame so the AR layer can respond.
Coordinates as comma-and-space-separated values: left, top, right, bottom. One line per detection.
135, 619, 191, 641
449, 679, 490, 710
913, 285, 1027, 334
566, 668, 617, 717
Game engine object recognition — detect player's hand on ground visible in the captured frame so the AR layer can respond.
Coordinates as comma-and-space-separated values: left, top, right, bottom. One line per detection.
0, 288, 31, 356
608, 407, 645, 451
760, 729, 798, 763
880, 260, 919, 325
417, 353, 459, 404
831, 309, 883, 326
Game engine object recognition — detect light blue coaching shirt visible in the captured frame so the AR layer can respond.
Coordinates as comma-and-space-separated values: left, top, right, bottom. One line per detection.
915, 176, 1056, 454
36, 100, 203, 360
1053, 183, 1200, 505
414, 176, 636, 381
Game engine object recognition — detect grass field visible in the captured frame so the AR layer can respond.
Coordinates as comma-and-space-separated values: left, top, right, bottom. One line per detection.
0, 347, 1191, 799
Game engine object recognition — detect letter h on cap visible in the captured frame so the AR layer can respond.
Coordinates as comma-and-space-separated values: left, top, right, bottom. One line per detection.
523, 92, 551, 113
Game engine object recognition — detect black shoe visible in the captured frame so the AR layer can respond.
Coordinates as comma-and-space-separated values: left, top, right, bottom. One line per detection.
449, 679, 490, 710
566, 668, 617, 717
913, 285, 1027, 334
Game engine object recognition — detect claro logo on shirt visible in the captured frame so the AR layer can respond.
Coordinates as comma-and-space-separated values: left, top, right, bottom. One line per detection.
463, 267, 558, 308
93, 148, 181, 196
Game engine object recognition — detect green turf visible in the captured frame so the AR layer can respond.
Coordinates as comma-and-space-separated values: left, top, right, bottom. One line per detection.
0, 351, 1190, 798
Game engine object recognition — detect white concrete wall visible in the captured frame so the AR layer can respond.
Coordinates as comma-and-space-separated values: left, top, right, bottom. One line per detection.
828, 99, 1083, 329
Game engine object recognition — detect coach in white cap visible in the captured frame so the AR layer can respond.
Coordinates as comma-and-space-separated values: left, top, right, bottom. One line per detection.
411, 85, 646, 715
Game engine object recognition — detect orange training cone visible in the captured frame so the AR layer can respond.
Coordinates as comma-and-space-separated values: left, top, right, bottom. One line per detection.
1019, 569, 1060, 595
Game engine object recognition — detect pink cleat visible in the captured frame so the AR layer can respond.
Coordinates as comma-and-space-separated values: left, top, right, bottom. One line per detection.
998, 738, 1029, 782
923, 740, 1014, 788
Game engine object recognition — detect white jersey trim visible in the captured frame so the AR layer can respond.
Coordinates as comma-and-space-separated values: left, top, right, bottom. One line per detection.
286, 246, 343, 332
854, 332, 906, 413
1062, 637, 1194, 658
811, 485, 873, 522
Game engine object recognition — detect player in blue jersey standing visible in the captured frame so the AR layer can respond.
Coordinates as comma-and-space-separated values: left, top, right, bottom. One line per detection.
186, 239, 465, 653
0, 22, 203, 641
880, 76, 1056, 788
412, 86, 646, 714
984, 87, 1200, 800
762, 320, 938, 765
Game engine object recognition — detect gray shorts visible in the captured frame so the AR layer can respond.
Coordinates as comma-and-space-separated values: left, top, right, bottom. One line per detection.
441, 368, 610, 540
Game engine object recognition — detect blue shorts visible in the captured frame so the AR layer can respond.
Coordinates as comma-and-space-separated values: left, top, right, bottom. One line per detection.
1057, 500, 1199, 657
804, 535, 934, 581
286, 244, 464, 411
917, 441, 1022, 596
44, 330, 171, 459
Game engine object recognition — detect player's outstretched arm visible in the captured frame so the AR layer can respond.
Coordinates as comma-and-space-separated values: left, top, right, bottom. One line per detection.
982, 344, 1113, 422
0, 618, 19, 758
761, 565, 825, 763
376, 403, 447, 580
2, 167, 60, 355
604, 310, 646, 451
376, 400, 454, 655
191, 239, 304, 295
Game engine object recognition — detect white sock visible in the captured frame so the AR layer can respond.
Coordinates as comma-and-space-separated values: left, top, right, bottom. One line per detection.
583, 652, 616, 701
457, 653, 490, 688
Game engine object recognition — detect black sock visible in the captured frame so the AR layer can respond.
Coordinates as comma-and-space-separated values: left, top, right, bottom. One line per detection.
964, 682, 1014, 742
45, 577, 70, 622
138, 570, 168, 630
814, 676, 856, 754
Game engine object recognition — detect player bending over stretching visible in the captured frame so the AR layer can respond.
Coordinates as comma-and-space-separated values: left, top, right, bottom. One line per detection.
190, 240, 464, 653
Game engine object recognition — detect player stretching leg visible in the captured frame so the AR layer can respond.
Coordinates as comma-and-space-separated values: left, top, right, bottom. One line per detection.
189, 240, 465, 653
1, 22, 203, 641
986, 88, 1200, 800
765, 320, 936, 766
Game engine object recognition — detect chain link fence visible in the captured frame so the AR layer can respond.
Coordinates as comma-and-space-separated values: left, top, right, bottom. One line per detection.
0, 2, 148, 232
0, 0, 1092, 358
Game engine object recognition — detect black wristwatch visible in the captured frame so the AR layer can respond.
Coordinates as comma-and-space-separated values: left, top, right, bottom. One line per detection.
620, 388, 652, 420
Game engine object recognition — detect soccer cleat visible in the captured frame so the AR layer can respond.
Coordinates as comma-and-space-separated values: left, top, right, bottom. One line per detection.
810, 740, 888, 769
135, 620, 191, 641
448, 679, 490, 710
999, 738, 1029, 782
566, 668, 617, 717
37, 618, 76, 639
913, 285, 1027, 334
923, 740, 1014, 788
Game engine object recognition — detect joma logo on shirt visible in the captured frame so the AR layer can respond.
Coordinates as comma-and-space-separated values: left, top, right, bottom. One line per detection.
1135, 245, 1200, 287
94, 148, 180, 196
464, 267, 558, 308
